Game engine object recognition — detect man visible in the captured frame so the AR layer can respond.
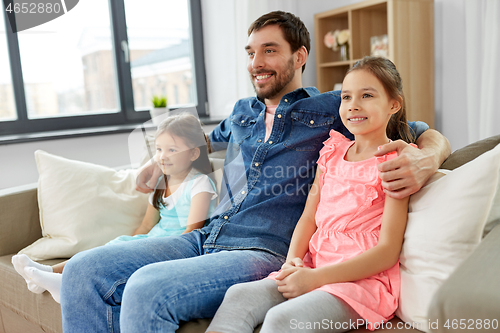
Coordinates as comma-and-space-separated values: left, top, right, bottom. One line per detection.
60, 11, 450, 332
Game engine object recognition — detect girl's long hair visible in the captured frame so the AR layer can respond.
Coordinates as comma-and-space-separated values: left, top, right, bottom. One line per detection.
346, 56, 416, 143
152, 113, 212, 210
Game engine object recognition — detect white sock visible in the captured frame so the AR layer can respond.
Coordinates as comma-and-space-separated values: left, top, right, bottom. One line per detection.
24, 267, 62, 304
11, 254, 52, 294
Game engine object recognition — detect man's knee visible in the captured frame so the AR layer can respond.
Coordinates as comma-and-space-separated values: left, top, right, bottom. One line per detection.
63, 250, 97, 283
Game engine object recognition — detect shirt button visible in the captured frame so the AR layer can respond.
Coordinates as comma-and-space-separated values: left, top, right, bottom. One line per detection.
310, 120, 315, 125
258, 139, 262, 143
255, 162, 259, 167
268, 141, 273, 144
241, 191, 246, 195
284, 99, 288, 102
224, 216, 229, 219
277, 114, 282, 118
241, 120, 245, 123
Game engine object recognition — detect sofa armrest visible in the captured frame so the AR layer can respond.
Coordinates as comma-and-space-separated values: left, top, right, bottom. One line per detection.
0, 183, 42, 256
427, 223, 500, 331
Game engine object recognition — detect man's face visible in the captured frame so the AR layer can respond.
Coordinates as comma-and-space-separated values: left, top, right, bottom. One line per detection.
246, 25, 298, 104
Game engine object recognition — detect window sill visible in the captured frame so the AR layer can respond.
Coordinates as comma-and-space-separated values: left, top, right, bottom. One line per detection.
0, 117, 223, 145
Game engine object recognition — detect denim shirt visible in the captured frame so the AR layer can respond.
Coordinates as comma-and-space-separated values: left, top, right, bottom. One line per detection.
202, 87, 428, 258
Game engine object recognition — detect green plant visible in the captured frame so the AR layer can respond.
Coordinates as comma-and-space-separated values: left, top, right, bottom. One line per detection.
151, 95, 168, 108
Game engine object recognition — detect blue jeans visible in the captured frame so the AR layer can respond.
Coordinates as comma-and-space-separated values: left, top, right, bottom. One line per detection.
60, 231, 284, 333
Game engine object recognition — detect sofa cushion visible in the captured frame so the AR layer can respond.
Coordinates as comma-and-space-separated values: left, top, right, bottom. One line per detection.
396, 142, 500, 332
18, 150, 149, 260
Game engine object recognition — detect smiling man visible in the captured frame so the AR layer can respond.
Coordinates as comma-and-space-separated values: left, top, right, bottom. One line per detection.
60, 11, 450, 333
245, 24, 305, 105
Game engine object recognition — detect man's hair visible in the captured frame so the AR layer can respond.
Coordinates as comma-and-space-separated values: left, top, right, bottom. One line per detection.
248, 11, 310, 73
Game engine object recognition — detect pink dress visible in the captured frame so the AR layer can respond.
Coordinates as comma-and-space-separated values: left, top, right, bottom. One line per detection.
269, 130, 400, 328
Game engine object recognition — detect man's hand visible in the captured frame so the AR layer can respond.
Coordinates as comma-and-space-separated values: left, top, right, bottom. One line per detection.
135, 159, 163, 194
375, 140, 439, 199
275, 267, 320, 299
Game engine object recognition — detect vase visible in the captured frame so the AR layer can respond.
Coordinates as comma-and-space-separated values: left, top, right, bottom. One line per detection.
339, 44, 349, 61
150, 107, 169, 126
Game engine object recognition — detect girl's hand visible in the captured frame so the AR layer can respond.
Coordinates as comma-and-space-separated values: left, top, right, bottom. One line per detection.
280, 257, 304, 271
275, 267, 320, 299
136, 159, 163, 194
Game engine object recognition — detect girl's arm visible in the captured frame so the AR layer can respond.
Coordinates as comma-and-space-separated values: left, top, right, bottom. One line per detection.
182, 192, 213, 233
277, 195, 409, 299
281, 170, 321, 267
133, 203, 160, 235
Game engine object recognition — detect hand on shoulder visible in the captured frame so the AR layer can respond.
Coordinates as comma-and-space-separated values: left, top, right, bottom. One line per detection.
375, 140, 437, 199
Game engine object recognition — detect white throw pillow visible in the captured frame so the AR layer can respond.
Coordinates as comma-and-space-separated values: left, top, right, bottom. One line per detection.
19, 150, 149, 260
397, 144, 500, 332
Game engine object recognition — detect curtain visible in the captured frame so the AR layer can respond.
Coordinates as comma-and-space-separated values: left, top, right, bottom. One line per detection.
465, 0, 500, 143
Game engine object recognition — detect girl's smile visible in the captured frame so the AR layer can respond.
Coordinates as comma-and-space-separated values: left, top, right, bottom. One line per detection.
339, 69, 400, 141
155, 132, 199, 181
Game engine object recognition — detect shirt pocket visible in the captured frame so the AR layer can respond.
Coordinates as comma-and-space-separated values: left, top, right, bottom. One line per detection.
230, 114, 257, 146
283, 110, 335, 151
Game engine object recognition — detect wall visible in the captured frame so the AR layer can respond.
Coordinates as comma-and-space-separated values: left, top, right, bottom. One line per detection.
0, 133, 133, 190
434, 0, 469, 151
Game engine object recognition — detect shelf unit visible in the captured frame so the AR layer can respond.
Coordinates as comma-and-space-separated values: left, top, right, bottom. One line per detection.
314, 0, 434, 127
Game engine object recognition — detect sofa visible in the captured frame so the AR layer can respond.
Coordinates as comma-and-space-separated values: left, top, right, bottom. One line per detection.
1, 135, 499, 333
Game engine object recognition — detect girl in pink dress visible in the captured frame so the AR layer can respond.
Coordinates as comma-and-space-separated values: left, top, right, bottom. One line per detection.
207, 56, 416, 333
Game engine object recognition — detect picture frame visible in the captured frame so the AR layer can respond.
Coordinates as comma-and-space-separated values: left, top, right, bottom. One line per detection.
370, 34, 389, 58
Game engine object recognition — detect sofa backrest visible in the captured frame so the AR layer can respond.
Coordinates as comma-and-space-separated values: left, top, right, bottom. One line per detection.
440, 135, 500, 170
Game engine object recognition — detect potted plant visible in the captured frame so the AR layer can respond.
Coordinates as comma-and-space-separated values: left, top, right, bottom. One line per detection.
150, 95, 168, 125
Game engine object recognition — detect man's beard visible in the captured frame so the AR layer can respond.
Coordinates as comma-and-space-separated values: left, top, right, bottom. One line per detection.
251, 57, 295, 101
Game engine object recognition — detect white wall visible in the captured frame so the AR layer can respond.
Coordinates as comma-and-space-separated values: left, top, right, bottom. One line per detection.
0, 133, 133, 190
434, 0, 469, 151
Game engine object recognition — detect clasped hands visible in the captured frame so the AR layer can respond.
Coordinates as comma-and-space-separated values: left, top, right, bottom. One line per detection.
275, 258, 322, 299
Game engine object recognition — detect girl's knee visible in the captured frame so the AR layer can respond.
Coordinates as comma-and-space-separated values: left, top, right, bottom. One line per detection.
262, 305, 293, 331
223, 282, 253, 301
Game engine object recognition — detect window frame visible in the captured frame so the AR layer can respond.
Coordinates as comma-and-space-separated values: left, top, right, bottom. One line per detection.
0, 0, 207, 138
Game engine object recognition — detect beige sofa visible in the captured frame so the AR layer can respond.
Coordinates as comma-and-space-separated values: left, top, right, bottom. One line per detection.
1, 135, 500, 333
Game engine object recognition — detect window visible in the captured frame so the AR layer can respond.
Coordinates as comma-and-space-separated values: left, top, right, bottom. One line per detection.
0, 0, 206, 138
125, 0, 197, 111
17, 0, 119, 118
0, 10, 16, 121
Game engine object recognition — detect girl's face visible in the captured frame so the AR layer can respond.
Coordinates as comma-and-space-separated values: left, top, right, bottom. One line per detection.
339, 69, 400, 138
154, 132, 200, 178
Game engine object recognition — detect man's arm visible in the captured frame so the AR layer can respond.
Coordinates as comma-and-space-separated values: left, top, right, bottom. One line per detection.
207, 117, 232, 153
375, 129, 451, 199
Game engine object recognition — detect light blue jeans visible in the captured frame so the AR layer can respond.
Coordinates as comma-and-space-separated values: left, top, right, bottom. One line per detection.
60, 231, 284, 333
